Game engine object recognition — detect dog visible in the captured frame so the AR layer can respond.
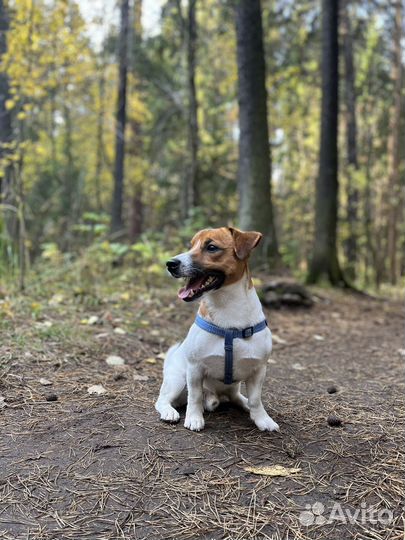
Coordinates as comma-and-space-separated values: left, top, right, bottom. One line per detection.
155, 227, 279, 432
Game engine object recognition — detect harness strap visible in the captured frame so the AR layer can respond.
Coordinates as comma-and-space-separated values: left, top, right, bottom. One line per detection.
194, 314, 268, 385
224, 330, 234, 385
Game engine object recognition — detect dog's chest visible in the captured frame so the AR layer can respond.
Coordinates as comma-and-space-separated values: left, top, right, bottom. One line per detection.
183, 324, 273, 380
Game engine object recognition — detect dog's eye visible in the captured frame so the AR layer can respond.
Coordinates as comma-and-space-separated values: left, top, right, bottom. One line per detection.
206, 244, 220, 253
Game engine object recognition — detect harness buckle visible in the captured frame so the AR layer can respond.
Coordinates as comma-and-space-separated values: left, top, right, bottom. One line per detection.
242, 326, 254, 338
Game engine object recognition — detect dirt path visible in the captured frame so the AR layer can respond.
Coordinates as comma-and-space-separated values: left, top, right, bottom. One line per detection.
1, 286, 404, 540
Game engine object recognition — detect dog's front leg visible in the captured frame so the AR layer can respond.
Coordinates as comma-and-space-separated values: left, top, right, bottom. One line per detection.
184, 366, 205, 431
246, 365, 279, 432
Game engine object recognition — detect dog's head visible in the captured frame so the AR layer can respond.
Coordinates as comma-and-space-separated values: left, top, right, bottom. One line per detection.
166, 227, 262, 302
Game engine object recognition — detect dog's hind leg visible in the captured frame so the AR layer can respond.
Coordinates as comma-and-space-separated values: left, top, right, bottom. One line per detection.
155, 344, 186, 423
229, 390, 249, 412
221, 383, 249, 412
203, 389, 220, 411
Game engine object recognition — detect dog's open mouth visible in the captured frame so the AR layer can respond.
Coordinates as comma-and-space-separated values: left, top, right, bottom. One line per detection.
178, 271, 225, 302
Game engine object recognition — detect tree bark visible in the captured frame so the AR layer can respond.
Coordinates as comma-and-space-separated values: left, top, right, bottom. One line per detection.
128, 0, 144, 242
307, 0, 345, 286
235, 0, 279, 268
94, 66, 105, 212
0, 0, 12, 198
111, 0, 130, 234
342, 0, 358, 281
183, 0, 199, 218
386, 0, 403, 285
129, 188, 143, 241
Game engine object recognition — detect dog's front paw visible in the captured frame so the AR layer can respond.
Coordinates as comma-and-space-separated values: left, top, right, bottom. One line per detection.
254, 415, 280, 432
184, 415, 205, 431
159, 407, 180, 423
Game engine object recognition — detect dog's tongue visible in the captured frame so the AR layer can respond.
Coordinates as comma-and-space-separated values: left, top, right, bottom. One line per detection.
178, 275, 205, 300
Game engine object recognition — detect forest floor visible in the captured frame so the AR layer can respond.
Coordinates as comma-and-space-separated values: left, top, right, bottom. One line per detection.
0, 269, 404, 540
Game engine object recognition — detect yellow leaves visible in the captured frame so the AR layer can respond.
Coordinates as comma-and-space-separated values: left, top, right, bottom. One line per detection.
244, 465, 301, 477
3, 0, 93, 106
127, 91, 151, 124
0, 300, 14, 319
147, 263, 164, 276
80, 316, 99, 325
5, 99, 15, 110
41, 243, 63, 264
30, 302, 42, 318
48, 293, 64, 306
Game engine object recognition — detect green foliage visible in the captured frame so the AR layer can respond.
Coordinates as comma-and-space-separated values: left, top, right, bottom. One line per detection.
0, 215, 18, 275
0, 0, 403, 290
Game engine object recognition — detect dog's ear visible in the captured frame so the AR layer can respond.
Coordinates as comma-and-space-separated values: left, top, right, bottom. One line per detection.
228, 227, 262, 260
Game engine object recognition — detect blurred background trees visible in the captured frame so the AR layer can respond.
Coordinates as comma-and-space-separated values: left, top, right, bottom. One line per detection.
0, 0, 403, 291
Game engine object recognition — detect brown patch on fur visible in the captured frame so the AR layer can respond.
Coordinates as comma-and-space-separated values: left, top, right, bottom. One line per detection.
228, 228, 262, 260
198, 301, 209, 318
189, 227, 261, 287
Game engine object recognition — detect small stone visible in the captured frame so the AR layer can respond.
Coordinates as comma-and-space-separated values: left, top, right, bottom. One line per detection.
95, 332, 109, 339
88, 316, 99, 325
39, 378, 52, 386
133, 374, 149, 381
36, 321, 53, 329
327, 385, 338, 394
313, 334, 325, 341
113, 327, 126, 335
45, 393, 58, 402
327, 414, 342, 427
292, 362, 305, 370
106, 355, 125, 366
87, 384, 107, 395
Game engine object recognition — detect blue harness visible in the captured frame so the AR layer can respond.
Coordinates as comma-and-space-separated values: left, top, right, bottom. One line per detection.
194, 314, 268, 385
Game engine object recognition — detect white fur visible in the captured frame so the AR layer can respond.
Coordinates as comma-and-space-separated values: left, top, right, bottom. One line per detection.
173, 252, 194, 273
155, 275, 279, 432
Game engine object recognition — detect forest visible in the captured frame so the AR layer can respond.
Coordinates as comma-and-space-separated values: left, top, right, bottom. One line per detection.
0, 2, 404, 540
0, 0, 403, 291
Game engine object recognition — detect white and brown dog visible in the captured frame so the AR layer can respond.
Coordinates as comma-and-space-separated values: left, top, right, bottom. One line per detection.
155, 227, 279, 432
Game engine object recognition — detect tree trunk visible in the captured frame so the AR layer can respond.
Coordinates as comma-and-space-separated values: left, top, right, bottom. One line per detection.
386, 0, 403, 285
0, 0, 12, 199
62, 104, 75, 214
128, 0, 144, 242
307, 0, 345, 286
129, 188, 143, 241
94, 67, 105, 212
235, 0, 279, 268
183, 0, 199, 219
363, 127, 375, 287
342, 0, 358, 282
111, 0, 130, 234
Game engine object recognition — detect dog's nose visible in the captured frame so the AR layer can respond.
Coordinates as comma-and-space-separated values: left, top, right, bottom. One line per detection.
166, 259, 181, 273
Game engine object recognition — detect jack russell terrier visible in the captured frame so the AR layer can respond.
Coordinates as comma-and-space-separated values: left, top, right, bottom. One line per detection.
155, 227, 279, 433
